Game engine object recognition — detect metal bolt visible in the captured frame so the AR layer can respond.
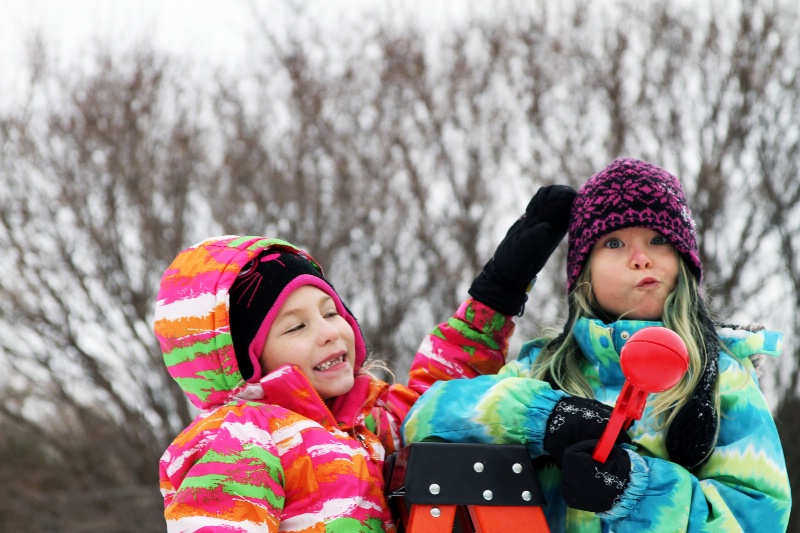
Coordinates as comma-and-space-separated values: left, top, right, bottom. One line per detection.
483, 490, 493, 501
473, 462, 484, 473
429, 483, 440, 495
431, 507, 441, 518
512, 463, 522, 474
522, 491, 532, 501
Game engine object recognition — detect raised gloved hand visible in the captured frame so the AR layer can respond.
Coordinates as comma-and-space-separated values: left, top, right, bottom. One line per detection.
543, 396, 631, 465
560, 439, 631, 513
469, 185, 577, 316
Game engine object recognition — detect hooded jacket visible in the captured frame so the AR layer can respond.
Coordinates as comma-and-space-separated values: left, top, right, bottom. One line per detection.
402, 303, 791, 532
154, 236, 510, 532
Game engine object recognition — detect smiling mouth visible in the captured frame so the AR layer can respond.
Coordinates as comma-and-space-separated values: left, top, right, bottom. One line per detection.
315, 354, 346, 371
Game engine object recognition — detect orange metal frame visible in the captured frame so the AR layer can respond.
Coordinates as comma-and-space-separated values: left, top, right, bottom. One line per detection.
404, 503, 549, 533
387, 443, 551, 533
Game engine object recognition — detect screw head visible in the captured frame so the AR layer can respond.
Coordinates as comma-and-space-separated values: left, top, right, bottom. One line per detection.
474, 462, 484, 473
483, 490, 493, 501
429, 483, 440, 495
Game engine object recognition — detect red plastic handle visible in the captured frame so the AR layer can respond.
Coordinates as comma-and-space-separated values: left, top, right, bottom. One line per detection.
592, 381, 647, 462
592, 327, 689, 463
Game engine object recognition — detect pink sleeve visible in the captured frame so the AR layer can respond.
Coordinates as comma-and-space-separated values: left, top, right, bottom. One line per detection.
407, 298, 514, 396
367, 299, 514, 454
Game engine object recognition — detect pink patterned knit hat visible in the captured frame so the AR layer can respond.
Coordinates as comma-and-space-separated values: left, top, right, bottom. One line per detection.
566, 158, 702, 292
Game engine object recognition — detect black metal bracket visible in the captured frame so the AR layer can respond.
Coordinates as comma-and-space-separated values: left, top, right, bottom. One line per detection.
387, 442, 546, 507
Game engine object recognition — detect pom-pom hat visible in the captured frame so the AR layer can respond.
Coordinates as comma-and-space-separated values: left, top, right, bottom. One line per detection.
566, 158, 702, 293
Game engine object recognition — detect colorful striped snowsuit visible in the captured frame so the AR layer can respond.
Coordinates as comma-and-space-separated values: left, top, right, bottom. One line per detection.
154, 236, 510, 532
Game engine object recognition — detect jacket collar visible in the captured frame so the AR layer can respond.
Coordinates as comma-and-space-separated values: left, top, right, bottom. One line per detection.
572, 317, 784, 389
573, 318, 784, 363
573, 317, 663, 386
232, 364, 372, 431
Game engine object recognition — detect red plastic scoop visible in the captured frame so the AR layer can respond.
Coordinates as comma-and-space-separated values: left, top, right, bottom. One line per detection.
592, 326, 689, 463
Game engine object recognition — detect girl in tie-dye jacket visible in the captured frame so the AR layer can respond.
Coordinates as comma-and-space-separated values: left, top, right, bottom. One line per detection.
403, 160, 791, 531
153, 235, 509, 532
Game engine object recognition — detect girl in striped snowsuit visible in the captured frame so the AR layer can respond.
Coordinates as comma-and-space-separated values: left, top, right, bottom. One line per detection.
154, 236, 509, 532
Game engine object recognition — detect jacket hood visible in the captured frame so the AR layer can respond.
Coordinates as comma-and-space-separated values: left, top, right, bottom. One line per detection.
153, 235, 367, 410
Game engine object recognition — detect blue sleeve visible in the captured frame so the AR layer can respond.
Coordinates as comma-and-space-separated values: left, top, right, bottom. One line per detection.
401, 358, 567, 457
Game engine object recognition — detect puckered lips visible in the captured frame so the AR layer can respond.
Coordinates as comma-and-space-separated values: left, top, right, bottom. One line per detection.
635, 276, 660, 289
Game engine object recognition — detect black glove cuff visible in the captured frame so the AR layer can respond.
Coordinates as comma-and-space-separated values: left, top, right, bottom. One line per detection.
468, 260, 533, 316
543, 397, 614, 464
468, 274, 529, 316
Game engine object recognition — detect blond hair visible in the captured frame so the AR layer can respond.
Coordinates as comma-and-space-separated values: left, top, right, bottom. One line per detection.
531, 259, 720, 429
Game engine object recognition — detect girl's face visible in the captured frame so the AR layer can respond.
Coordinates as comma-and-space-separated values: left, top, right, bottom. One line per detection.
589, 227, 679, 321
260, 285, 356, 400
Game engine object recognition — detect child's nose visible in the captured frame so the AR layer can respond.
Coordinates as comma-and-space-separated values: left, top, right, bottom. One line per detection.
629, 246, 652, 269
317, 318, 340, 344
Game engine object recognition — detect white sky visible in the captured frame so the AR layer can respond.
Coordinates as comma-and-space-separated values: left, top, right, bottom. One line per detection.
0, 0, 508, 119
0, 0, 489, 67
0, 0, 252, 67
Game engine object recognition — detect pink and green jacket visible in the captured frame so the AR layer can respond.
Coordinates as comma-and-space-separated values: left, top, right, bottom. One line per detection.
154, 236, 511, 532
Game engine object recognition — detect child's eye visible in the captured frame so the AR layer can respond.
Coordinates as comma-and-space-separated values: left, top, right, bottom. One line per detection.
652, 235, 670, 245
285, 323, 305, 334
324, 310, 339, 319
604, 238, 623, 249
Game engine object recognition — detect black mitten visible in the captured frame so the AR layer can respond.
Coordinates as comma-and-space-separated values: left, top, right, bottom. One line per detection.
560, 439, 631, 513
469, 185, 577, 316
665, 355, 718, 470
543, 396, 630, 465
666, 306, 720, 471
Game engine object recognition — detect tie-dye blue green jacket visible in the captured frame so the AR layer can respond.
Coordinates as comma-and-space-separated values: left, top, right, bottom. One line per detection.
401, 301, 791, 532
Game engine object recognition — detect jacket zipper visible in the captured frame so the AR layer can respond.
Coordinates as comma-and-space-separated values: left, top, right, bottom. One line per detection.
293, 366, 338, 426
293, 366, 376, 458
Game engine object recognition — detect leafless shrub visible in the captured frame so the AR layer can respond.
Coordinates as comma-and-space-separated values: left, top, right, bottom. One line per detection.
1, 0, 799, 528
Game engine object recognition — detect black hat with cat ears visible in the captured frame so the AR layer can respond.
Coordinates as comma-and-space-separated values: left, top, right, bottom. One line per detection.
229, 244, 366, 381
